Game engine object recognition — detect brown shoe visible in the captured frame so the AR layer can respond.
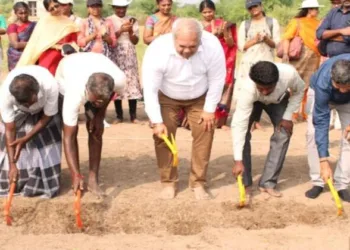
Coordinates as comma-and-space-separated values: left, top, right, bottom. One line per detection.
259, 187, 283, 198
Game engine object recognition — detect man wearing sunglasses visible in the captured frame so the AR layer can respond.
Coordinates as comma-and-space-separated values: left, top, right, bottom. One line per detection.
56, 49, 126, 198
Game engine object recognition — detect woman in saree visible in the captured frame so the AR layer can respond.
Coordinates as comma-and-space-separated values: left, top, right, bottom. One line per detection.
7, 2, 36, 71
200, 0, 237, 129
17, 0, 79, 75
143, 0, 176, 45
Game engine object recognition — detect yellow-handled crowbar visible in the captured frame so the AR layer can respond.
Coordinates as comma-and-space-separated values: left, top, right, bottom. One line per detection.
327, 179, 343, 216
237, 175, 246, 208
161, 133, 178, 167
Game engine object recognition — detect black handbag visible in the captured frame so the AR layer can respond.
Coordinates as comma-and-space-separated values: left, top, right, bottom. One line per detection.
317, 39, 328, 57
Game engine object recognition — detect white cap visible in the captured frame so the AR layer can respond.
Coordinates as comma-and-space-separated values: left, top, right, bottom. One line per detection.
110, 0, 133, 7
58, 0, 74, 4
300, 0, 324, 8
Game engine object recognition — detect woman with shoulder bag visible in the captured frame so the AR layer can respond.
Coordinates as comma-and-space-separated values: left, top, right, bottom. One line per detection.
235, 0, 281, 131
280, 0, 322, 121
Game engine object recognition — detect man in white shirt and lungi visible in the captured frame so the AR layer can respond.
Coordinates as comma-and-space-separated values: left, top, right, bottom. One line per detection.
142, 18, 226, 200
56, 52, 126, 198
232, 61, 304, 198
0, 65, 61, 198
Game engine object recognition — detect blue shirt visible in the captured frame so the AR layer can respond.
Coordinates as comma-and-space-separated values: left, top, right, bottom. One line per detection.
316, 8, 350, 57
310, 54, 350, 158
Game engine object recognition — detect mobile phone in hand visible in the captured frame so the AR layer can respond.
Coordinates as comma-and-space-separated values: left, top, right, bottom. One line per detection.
129, 17, 136, 24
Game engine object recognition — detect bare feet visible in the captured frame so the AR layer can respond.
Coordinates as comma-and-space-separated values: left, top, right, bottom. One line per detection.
251, 122, 263, 132
259, 187, 282, 198
192, 186, 211, 200
160, 186, 176, 200
113, 118, 123, 124
221, 125, 231, 131
88, 179, 106, 199
131, 119, 140, 124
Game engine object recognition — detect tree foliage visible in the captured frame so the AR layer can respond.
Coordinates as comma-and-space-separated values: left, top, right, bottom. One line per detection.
0, 0, 332, 26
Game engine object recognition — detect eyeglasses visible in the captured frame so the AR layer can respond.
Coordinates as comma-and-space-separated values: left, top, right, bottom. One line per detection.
48, 3, 60, 12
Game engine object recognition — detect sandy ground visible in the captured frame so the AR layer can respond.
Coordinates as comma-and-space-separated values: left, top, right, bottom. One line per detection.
0, 103, 349, 250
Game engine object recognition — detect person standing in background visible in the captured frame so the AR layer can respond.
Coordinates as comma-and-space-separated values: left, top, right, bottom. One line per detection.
109, 0, 142, 124
0, 11, 7, 76
59, 0, 82, 26
316, 0, 350, 57
17, 0, 79, 75
282, 0, 322, 122
78, 0, 117, 59
199, 0, 237, 130
316, 0, 342, 130
235, 0, 281, 131
143, 0, 176, 45
7, 2, 36, 71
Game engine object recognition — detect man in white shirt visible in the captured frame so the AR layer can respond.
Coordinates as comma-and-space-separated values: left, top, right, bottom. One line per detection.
56, 52, 126, 198
0, 65, 62, 198
142, 18, 226, 200
232, 61, 304, 198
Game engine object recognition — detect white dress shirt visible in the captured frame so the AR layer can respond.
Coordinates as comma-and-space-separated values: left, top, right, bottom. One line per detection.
55, 52, 126, 126
231, 63, 305, 161
142, 31, 226, 123
0, 65, 59, 123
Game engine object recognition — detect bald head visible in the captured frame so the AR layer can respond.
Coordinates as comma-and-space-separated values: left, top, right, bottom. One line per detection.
172, 18, 203, 59
172, 18, 203, 41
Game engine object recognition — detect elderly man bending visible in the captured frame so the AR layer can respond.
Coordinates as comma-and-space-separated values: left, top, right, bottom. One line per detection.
56, 52, 126, 197
142, 18, 226, 200
305, 55, 350, 201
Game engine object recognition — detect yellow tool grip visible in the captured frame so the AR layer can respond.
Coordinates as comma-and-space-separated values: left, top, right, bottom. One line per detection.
161, 134, 177, 155
327, 179, 343, 216
237, 175, 246, 207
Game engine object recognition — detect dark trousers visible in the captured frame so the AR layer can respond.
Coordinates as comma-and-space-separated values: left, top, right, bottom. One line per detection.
114, 99, 137, 121
243, 96, 291, 188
